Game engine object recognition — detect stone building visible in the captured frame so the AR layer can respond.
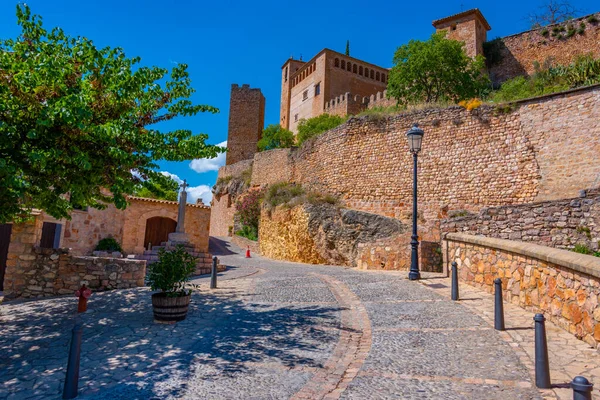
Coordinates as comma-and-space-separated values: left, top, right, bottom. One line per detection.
226, 84, 265, 166
432, 8, 490, 58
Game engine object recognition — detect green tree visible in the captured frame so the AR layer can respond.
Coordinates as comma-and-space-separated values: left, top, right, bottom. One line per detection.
297, 114, 345, 145
133, 174, 180, 201
0, 5, 224, 223
257, 124, 295, 151
387, 32, 489, 105
345, 40, 350, 56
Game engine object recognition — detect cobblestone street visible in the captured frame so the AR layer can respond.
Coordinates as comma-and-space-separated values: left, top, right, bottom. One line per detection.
1, 237, 599, 399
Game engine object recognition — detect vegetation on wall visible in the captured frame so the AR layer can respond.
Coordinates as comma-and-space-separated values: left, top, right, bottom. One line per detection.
234, 189, 265, 241
387, 32, 489, 105
264, 182, 338, 210
257, 124, 295, 151
572, 243, 600, 258
489, 54, 600, 103
0, 5, 224, 223
95, 237, 122, 252
297, 114, 346, 145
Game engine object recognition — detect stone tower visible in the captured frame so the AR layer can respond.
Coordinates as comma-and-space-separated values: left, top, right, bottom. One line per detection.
280, 58, 306, 130
226, 84, 266, 165
432, 9, 491, 58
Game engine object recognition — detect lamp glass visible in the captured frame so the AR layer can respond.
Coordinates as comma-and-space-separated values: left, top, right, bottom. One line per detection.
406, 125, 424, 153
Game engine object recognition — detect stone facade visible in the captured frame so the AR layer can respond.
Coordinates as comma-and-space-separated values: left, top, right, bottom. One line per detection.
443, 233, 600, 348
487, 13, 600, 85
226, 84, 265, 165
280, 49, 389, 133
442, 188, 600, 252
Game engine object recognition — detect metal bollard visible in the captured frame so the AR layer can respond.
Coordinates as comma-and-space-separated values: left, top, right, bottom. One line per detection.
210, 256, 217, 289
494, 278, 505, 331
534, 314, 551, 389
571, 376, 593, 400
451, 261, 459, 301
62, 324, 83, 399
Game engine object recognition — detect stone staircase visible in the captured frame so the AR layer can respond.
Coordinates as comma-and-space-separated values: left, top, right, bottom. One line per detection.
137, 242, 224, 276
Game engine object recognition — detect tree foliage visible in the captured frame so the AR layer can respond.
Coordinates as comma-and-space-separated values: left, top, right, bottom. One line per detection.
133, 174, 180, 201
257, 124, 295, 151
0, 5, 224, 223
296, 114, 346, 145
387, 32, 489, 105
345, 40, 350, 56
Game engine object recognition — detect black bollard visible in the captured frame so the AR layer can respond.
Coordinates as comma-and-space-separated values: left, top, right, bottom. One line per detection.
572, 376, 593, 400
210, 256, 217, 289
62, 324, 83, 399
494, 278, 505, 331
451, 261, 459, 301
534, 314, 551, 389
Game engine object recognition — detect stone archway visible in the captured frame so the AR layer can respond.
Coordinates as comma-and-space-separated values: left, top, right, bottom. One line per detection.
130, 209, 178, 254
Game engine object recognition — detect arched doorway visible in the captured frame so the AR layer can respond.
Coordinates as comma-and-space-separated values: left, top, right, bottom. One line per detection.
143, 217, 176, 250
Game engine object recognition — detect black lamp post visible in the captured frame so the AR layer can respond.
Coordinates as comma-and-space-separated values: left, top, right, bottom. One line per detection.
406, 123, 424, 281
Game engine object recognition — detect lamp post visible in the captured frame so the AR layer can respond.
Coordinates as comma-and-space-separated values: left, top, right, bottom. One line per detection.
406, 124, 424, 281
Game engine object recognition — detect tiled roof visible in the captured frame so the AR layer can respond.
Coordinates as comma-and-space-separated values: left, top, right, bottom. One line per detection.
432, 8, 491, 31
126, 196, 210, 209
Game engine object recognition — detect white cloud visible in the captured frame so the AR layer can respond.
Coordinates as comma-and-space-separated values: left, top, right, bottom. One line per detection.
187, 185, 213, 206
159, 170, 212, 205
189, 141, 227, 173
160, 171, 183, 184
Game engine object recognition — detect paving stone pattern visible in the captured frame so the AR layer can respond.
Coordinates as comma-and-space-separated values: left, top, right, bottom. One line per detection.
2, 236, 593, 399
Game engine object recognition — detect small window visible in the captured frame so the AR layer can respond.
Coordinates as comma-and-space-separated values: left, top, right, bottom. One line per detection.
335, 58, 339, 67
364, 68, 369, 78
40, 222, 62, 249
303, 90, 308, 101
370, 70, 374, 79
285, 66, 288, 82
341, 60, 346, 69
315, 83, 321, 96
294, 114, 298, 122
376, 72, 380, 81
347, 62, 351, 71
451, 24, 457, 31
359, 66, 363, 75
353, 64, 357, 73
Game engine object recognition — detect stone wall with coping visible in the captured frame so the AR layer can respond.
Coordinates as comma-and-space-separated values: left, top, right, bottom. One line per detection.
252, 149, 293, 187
442, 188, 600, 252
4, 244, 145, 299
231, 235, 260, 256
443, 232, 600, 347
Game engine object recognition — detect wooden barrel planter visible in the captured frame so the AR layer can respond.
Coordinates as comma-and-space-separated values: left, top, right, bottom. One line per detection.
151, 293, 191, 322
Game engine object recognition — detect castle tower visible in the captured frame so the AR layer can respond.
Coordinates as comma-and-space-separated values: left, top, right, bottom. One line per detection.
280, 58, 305, 130
432, 9, 491, 58
226, 84, 265, 165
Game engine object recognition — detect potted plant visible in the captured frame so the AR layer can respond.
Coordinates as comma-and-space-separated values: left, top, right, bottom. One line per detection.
147, 245, 198, 322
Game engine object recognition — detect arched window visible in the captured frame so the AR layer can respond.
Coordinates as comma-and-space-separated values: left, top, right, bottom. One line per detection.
376, 72, 380, 81
335, 58, 339, 67
382, 74, 386, 83
341, 60, 346, 69
353, 64, 357, 73
347, 62, 351, 71
370, 70, 374, 79
359, 66, 363, 75
364, 68, 369, 78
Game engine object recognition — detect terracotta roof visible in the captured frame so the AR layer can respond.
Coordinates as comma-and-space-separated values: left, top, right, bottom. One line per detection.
432, 8, 491, 31
126, 196, 210, 209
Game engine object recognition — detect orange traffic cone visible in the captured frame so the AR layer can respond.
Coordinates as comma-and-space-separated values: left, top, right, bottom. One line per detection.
246, 246, 251, 258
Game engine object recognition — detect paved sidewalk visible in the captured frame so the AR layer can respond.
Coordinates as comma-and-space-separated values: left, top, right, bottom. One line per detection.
0, 237, 597, 399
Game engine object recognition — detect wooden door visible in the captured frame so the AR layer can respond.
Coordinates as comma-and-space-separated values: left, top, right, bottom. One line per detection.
144, 217, 177, 250
0, 224, 13, 291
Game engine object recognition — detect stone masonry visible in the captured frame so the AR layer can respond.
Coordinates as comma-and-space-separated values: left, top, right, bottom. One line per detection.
225, 84, 265, 165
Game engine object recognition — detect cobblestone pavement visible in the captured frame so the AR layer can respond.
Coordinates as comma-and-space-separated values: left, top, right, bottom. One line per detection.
0, 237, 596, 399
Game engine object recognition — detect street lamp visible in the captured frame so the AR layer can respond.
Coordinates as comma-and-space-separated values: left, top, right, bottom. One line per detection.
406, 123, 424, 281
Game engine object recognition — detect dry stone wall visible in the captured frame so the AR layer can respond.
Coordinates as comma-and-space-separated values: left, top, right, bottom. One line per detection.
442, 188, 600, 252
443, 233, 600, 348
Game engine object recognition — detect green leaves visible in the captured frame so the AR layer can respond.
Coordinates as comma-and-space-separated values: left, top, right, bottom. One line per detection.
0, 4, 224, 223
296, 114, 346, 145
257, 124, 295, 151
387, 32, 490, 105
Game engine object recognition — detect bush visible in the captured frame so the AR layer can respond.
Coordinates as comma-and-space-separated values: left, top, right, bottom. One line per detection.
236, 225, 258, 241
146, 245, 198, 296
264, 182, 305, 208
234, 188, 265, 235
257, 124, 295, 151
297, 114, 346, 145
95, 237, 122, 252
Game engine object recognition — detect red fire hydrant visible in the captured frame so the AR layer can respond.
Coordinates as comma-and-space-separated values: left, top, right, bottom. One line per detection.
75, 284, 92, 313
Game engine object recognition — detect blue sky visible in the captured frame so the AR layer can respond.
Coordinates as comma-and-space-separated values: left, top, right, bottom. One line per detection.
0, 0, 595, 204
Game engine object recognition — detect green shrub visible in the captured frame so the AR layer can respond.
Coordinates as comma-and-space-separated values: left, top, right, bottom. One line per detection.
541, 28, 549, 37
265, 182, 305, 208
240, 167, 253, 186
587, 15, 598, 24
147, 245, 198, 296
306, 192, 339, 206
257, 124, 295, 151
297, 114, 346, 145
95, 237, 122, 252
482, 37, 505, 68
234, 188, 265, 235
573, 244, 592, 255
236, 225, 258, 241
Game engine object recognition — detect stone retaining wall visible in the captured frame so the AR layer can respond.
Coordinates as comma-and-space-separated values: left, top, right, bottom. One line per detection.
443, 232, 600, 347
231, 235, 260, 256
5, 246, 146, 299
442, 188, 600, 252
